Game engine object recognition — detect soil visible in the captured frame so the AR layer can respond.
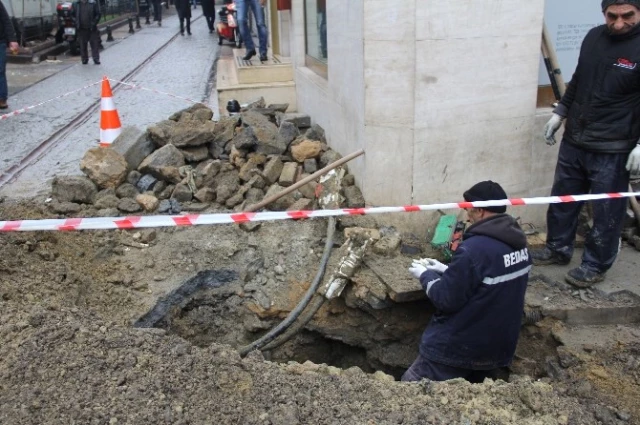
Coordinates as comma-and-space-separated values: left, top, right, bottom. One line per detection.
1, 198, 639, 424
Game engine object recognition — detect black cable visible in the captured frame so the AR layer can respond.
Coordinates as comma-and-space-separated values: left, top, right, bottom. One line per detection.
238, 216, 336, 357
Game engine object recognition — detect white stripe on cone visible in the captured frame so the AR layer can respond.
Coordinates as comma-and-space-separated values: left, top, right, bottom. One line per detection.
101, 97, 116, 111
100, 128, 122, 145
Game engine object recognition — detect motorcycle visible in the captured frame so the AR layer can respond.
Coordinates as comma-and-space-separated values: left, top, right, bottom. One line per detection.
216, 1, 241, 48
55, 2, 79, 55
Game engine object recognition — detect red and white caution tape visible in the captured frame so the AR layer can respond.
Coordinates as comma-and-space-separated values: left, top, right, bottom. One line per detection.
0, 80, 103, 121
1, 192, 638, 232
0, 78, 211, 122
109, 79, 210, 109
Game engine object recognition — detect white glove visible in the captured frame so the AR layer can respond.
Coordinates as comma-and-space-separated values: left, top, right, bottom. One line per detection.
626, 144, 640, 175
408, 263, 427, 279
423, 258, 448, 274
412, 258, 448, 274
543, 113, 564, 146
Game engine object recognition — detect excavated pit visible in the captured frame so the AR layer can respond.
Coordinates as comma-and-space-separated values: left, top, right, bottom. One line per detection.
134, 268, 435, 379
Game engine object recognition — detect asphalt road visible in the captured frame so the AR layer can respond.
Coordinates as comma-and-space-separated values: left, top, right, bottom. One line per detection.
0, 8, 221, 200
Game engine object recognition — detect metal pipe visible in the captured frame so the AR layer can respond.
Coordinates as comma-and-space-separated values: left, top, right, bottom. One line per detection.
542, 22, 565, 98
239, 216, 336, 357
244, 149, 364, 213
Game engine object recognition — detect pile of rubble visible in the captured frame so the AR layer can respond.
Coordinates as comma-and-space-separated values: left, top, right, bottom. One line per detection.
48, 99, 365, 217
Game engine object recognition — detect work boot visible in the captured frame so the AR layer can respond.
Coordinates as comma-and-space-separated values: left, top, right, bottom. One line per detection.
531, 247, 570, 266
259, 54, 268, 62
0, 99, 7, 109
242, 49, 256, 60
565, 266, 605, 288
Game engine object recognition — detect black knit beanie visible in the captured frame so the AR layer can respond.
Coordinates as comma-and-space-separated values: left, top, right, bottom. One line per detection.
463, 181, 508, 214
602, 0, 640, 11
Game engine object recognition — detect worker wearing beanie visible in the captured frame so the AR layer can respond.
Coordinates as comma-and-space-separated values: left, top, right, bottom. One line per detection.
405, 181, 531, 383
538, 0, 640, 287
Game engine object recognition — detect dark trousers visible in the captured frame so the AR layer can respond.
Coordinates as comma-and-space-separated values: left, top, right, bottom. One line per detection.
78, 28, 100, 62
205, 14, 215, 31
546, 141, 630, 273
179, 15, 191, 34
402, 353, 498, 383
152, 0, 163, 22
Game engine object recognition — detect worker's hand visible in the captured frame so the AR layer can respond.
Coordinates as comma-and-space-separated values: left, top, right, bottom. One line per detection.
8, 42, 19, 54
408, 263, 427, 280
543, 113, 564, 146
421, 258, 448, 274
626, 144, 640, 175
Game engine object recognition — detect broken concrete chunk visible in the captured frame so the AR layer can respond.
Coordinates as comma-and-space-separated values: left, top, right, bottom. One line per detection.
267, 103, 289, 113
279, 113, 311, 129
343, 185, 365, 208
80, 147, 129, 190
93, 194, 120, 210
51, 176, 98, 204
304, 123, 326, 142
136, 194, 159, 212
263, 184, 296, 210
179, 145, 209, 163
171, 183, 193, 203
157, 199, 181, 214
116, 183, 139, 199
372, 228, 402, 256
344, 227, 381, 241
319, 149, 342, 168
291, 140, 323, 162
277, 121, 299, 148
138, 144, 185, 179
262, 156, 284, 185
279, 162, 299, 187
117, 198, 142, 213
127, 170, 142, 186
303, 158, 318, 174
111, 126, 155, 171
194, 187, 216, 203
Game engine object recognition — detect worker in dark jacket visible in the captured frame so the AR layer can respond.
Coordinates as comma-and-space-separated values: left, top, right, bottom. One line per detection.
535, 0, 640, 287
404, 181, 530, 383
0, 0, 19, 109
74, 0, 101, 64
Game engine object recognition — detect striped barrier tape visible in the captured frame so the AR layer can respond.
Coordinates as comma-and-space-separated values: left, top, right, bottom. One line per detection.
0, 80, 103, 121
0, 78, 211, 122
1, 192, 639, 232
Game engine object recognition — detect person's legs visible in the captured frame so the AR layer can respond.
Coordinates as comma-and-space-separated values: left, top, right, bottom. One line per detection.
78, 29, 89, 63
89, 30, 101, 63
179, 15, 185, 34
543, 142, 591, 261
235, 0, 255, 54
186, 17, 191, 34
0, 42, 7, 104
247, 0, 267, 57
580, 151, 630, 273
402, 354, 475, 382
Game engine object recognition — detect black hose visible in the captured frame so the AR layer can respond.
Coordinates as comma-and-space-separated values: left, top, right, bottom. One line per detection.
259, 293, 325, 352
238, 216, 336, 357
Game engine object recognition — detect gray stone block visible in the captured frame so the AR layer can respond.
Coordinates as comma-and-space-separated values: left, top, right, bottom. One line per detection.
112, 126, 156, 171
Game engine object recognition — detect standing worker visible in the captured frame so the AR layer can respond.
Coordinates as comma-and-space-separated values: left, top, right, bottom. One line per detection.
74, 0, 101, 65
236, 0, 268, 61
201, 0, 215, 33
175, 0, 192, 35
405, 181, 531, 383
0, 0, 19, 109
535, 0, 640, 287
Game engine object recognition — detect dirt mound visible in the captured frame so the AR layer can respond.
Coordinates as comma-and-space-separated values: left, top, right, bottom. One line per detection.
0, 199, 632, 424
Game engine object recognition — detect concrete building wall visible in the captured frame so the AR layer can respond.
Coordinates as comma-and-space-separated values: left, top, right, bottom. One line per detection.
287, 0, 554, 232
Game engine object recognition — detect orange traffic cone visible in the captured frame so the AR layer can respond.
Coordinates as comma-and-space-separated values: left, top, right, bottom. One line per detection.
99, 76, 122, 147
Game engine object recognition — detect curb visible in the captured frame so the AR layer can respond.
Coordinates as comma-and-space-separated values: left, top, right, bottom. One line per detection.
7, 15, 133, 64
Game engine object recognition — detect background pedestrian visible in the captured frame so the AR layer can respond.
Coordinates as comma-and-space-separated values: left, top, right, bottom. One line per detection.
0, 0, 19, 109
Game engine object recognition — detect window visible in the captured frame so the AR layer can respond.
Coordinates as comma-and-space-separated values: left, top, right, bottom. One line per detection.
304, 0, 327, 78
